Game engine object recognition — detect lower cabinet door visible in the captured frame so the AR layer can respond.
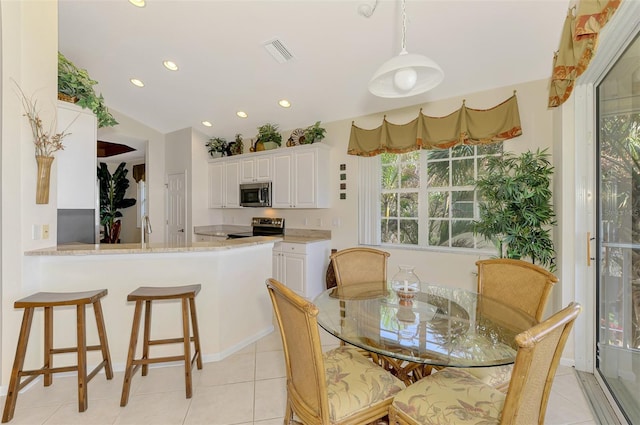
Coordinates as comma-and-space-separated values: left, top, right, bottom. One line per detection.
282, 253, 305, 295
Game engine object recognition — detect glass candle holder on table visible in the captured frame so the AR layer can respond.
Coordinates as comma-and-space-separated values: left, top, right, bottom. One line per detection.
391, 265, 420, 306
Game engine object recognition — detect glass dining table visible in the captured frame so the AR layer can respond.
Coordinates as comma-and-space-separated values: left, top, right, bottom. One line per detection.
313, 282, 538, 384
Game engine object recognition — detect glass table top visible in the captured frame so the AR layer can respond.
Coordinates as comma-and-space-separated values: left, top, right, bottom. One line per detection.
314, 282, 537, 368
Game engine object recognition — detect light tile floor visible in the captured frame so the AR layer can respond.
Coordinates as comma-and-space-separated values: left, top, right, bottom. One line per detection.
0, 328, 598, 425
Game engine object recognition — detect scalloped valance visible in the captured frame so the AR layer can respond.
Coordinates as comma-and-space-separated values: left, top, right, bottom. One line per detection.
347, 94, 522, 157
548, 0, 621, 107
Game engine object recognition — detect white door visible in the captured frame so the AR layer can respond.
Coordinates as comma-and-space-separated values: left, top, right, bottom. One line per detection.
166, 172, 187, 246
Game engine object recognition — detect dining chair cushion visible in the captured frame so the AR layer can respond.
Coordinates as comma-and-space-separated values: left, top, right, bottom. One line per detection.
459, 365, 513, 392
324, 346, 406, 422
391, 368, 505, 425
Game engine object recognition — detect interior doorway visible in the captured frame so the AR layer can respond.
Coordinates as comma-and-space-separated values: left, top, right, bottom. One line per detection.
166, 172, 187, 246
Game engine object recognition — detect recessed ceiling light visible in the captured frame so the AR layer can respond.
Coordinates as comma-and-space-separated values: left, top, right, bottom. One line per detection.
129, 0, 145, 7
202, 121, 212, 127
236, 111, 248, 118
278, 99, 291, 108
130, 78, 145, 87
163, 60, 178, 71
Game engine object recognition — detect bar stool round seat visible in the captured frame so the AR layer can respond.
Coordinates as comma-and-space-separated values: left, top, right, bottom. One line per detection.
2, 289, 113, 423
120, 284, 203, 407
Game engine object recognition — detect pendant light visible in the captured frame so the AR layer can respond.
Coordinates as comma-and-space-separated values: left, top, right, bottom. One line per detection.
368, 0, 444, 98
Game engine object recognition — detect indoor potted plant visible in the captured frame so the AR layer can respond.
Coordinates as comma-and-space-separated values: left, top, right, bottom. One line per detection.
301, 121, 326, 144
256, 123, 282, 150
206, 137, 228, 158
97, 162, 137, 243
230, 133, 244, 155
58, 52, 118, 128
473, 148, 556, 271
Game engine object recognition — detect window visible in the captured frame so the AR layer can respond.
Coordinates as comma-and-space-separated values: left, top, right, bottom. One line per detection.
380, 144, 502, 251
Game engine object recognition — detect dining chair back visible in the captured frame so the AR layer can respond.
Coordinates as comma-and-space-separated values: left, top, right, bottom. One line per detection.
266, 278, 405, 425
463, 259, 560, 391
389, 302, 581, 425
476, 258, 558, 321
330, 247, 390, 286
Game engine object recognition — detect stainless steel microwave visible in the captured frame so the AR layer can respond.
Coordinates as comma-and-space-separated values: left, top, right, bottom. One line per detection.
239, 182, 272, 207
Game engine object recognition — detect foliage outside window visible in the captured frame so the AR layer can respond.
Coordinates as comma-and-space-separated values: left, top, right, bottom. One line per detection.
380, 144, 502, 251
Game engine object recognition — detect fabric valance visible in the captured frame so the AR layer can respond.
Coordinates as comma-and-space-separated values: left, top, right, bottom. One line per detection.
548, 0, 621, 108
348, 94, 522, 157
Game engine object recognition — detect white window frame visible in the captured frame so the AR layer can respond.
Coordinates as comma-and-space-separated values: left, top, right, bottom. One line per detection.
360, 146, 500, 254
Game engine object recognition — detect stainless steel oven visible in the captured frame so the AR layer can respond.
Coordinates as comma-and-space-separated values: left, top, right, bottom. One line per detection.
226, 217, 284, 239
239, 182, 271, 207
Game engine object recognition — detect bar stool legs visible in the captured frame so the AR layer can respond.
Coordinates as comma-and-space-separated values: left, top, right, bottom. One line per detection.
2, 289, 113, 423
120, 284, 202, 407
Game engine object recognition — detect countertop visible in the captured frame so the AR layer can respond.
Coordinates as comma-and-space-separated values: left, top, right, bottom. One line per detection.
25, 236, 281, 256
193, 225, 331, 244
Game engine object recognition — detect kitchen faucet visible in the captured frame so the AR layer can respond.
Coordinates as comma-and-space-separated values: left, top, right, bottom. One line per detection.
141, 215, 152, 246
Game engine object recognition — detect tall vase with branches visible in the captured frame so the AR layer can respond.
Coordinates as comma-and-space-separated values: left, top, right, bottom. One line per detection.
14, 80, 76, 203
474, 148, 556, 271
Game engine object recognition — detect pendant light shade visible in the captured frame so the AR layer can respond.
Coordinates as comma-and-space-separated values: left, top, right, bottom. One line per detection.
368, 0, 444, 98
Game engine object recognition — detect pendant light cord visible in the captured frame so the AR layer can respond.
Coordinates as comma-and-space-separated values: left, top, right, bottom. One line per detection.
401, 0, 407, 52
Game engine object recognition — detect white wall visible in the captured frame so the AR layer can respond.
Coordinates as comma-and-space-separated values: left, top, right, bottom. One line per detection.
191, 129, 221, 233
1, 0, 59, 385
212, 79, 555, 293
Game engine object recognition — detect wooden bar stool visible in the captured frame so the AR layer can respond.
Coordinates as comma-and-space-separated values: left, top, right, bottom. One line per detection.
120, 284, 203, 407
2, 289, 113, 423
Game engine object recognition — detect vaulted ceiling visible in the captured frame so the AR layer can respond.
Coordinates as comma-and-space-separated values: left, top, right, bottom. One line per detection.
58, 0, 569, 144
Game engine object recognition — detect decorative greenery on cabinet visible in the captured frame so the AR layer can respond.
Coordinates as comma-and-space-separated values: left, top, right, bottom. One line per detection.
473, 148, 556, 271
256, 123, 282, 149
207, 137, 228, 157
58, 52, 118, 128
302, 121, 326, 144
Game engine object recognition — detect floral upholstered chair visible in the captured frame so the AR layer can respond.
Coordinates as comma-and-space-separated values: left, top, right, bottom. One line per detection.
388, 302, 581, 425
461, 258, 559, 391
265, 278, 405, 425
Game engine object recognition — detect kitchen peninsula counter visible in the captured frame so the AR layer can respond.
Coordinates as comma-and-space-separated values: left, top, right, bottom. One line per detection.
25, 236, 280, 256
20, 237, 276, 372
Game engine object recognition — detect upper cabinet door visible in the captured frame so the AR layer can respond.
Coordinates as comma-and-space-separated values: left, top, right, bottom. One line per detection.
208, 160, 241, 208
272, 153, 293, 208
240, 156, 272, 183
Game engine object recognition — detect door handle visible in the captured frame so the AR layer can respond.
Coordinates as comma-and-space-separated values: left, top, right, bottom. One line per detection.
178, 229, 185, 233
587, 231, 595, 266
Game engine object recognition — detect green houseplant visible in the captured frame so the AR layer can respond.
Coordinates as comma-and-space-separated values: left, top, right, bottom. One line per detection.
230, 133, 244, 155
256, 123, 282, 150
206, 137, 228, 157
473, 148, 556, 271
302, 121, 326, 144
98, 162, 136, 243
58, 52, 118, 128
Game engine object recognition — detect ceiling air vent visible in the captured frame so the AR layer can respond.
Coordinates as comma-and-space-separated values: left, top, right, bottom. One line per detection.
263, 38, 294, 63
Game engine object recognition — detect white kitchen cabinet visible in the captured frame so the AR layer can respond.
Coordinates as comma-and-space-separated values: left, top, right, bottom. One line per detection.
208, 159, 241, 208
272, 240, 330, 299
56, 101, 97, 209
272, 144, 330, 208
240, 155, 271, 183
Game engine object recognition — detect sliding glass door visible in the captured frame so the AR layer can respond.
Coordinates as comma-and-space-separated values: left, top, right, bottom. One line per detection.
596, 32, 640, 424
